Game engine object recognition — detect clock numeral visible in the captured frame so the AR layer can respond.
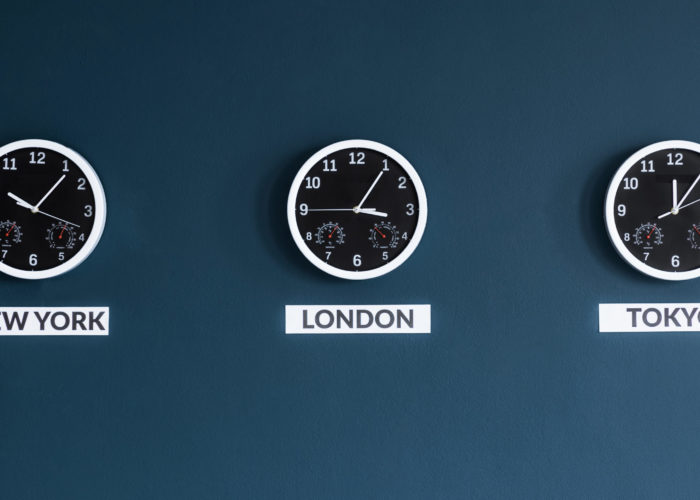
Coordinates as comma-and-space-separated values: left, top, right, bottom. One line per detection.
667, 153, 683, 166
382, 251, 389, 261
406, 203, 415, 216
29, 151, 45, 164
617, 204, 626, 217
62, 160, 69, 172
640, 159, 655, 172
398, 176, 407, 189
401, 232, 408, 240
306, 232, 312, 241
322, 159, 337, 172
58, 252, 65, 262
84, 205, 93, 217
622, 177, 638, 190
624, 232, 630, 241
77, 178, 86, 190
304, 176, 321, 189
325, 251, 332, 261
353, 254, 362, 267
382, 159, 389, 171
349, 152, 365, 165
672, 255, 680, 268
299, 203, 308, 216
78, 233, 85, 241
29, 254, 38, 266
643, 252, 650, 261
2, 157, 16, 170
1, 249, 7, 259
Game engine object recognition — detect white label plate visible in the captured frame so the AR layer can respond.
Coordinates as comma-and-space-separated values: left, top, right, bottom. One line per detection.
599, 303, 700, 332
286, 305, 430, 334
0, 307, 109, 336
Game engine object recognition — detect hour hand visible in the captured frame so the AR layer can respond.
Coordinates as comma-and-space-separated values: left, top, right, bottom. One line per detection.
356, 208, 388, 217
7, 192, 34, 210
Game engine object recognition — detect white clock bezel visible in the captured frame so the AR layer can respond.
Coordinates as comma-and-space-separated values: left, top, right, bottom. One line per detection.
0, 139, 107, 280
605, 139, 700, 281
287, 139, 428, 280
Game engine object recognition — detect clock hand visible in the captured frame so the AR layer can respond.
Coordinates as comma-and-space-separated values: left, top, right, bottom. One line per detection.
356, 208, 387, 217
7, 192, 34, 209
7, 192, 79, 227
658, 197, 700, 219
307, 208, 377, 212
306, 207, 387, 217
675, 172, 700, 210
32, 208, 80, 227
33, 174, 66, 212
354, 170, 384, 212
672, 179, 678, 213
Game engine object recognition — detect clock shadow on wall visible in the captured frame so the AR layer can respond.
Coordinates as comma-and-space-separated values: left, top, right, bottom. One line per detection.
259, 144, 342, 284
580, 148, 662, 283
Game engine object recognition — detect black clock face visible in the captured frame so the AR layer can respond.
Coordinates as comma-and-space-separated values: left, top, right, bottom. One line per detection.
610, 145, 700, 276
0, 145, 99, 275
289, 143, 426, 278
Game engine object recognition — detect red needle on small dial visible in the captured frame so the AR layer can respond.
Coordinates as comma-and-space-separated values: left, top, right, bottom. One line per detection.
693, 225, 700, 237
328, 225, 339, 239
5, 223, 15, 237
374, 226, 386, 239
58, 225, 67, 240
647, 225, 657, 239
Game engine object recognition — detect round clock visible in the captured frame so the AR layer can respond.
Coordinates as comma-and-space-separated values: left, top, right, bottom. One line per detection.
287, 139, 427, 279
605, 140, 700, 280
0, 139, 106, 279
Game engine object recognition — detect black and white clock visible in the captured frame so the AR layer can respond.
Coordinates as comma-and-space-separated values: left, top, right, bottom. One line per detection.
0, 139, 106, 279
605, 140, 700, 280
287, 139, 427, 279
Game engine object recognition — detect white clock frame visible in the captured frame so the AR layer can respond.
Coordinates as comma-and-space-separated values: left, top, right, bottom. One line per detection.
605, 139, 700, 281
0, 139, 107, 280
287, 139, 428, 280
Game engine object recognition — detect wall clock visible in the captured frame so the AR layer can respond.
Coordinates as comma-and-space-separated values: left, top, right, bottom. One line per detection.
605, 140, 700, 280
0, 139, 106, 279
287, 139, 427, 279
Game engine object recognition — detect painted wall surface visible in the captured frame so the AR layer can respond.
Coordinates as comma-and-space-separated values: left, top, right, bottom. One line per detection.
2, 1, 700, 498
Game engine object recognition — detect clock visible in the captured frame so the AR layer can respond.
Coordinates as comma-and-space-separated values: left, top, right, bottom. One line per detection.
287, 139, 427, 279
605, 140, 700, 280
0, 139, 106, 279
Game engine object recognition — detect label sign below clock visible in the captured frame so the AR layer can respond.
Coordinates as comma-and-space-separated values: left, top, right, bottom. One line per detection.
599, 303, 700, 332
286, 305, 430, 334
0, 307, 109, 335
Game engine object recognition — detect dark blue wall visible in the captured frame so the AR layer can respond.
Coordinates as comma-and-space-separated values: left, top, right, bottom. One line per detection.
2, 1, 700, 498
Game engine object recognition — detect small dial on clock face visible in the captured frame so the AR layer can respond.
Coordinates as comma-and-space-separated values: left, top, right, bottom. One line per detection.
315, 222, 345, 247
288, 140, 427, 279
0, 139, 106, 279
369, 221, 399, 249
605, 140, 700, 280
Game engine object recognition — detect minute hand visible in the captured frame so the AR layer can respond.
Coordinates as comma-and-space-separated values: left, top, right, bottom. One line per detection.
354, 171, 384, 211
676, 172, 700, 209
